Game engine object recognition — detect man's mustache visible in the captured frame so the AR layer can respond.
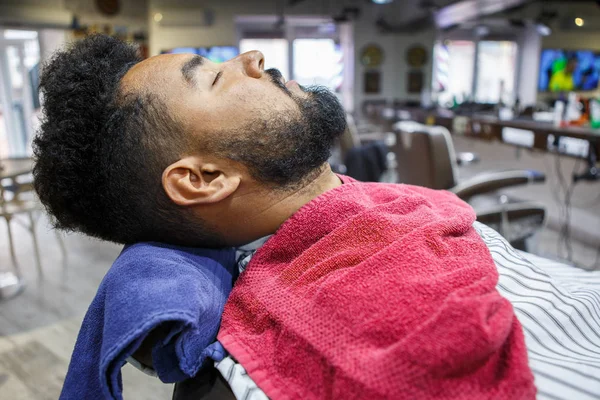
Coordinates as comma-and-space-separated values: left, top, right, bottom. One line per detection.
265, 68, 294, 97
265, 68, 284, 82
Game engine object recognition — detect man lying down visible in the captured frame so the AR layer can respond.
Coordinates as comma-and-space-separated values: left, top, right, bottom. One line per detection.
35, 35, 537, 400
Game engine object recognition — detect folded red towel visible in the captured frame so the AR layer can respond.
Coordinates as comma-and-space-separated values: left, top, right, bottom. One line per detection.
218, 180, 535, 400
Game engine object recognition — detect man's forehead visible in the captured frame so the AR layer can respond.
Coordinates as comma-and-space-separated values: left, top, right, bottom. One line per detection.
121, 53, 195, 93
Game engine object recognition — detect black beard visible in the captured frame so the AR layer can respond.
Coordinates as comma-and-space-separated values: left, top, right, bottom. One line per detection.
212, 74, 347, 188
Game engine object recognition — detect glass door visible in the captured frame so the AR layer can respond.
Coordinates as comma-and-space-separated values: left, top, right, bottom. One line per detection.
432, 40, 476, 106
475, 41, 518, 104
432, 39, 518, 107
0, 30, 40, 158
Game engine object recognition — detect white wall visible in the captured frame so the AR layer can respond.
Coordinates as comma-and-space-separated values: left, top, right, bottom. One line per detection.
517, 25, 541, 106
0, 0, 147, 31
352, 5, 434, 113
38, 29, 68, 63
67, 0, 147, 29
0, 1, 71, 28
541, 3, 600, 51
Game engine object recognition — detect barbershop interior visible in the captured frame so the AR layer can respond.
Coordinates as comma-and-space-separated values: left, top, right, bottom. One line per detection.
0, 0, 600, 399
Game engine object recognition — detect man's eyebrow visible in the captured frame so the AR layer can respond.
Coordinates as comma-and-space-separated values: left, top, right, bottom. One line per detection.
181, 55, 204, 86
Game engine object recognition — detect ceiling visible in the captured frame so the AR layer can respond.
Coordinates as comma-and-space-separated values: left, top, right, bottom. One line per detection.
287, 0, 536, 27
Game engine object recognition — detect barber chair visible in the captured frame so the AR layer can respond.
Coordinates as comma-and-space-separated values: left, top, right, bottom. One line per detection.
0, 175, 68, 281
333, 114, 396, 182
392, 121, 546, 251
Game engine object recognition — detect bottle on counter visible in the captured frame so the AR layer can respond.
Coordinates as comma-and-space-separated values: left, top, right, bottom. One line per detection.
565, 92, 581, 122
553, 100, 565, 128
498, 80, 506, 109
513, 96, 521, 117
590, 97, 600, 129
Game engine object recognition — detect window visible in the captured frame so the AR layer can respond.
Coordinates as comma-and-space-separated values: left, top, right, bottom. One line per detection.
0, 29, 40, 157
433, 40, 475, 105
236, 16, 353, 110
433, 39, 518, 106
475, 41, 518, 104
292, 38, 342, 90
239, 38, 289, 77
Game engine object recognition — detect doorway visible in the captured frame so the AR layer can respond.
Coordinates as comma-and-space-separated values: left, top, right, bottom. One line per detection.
0, 29, 41, 158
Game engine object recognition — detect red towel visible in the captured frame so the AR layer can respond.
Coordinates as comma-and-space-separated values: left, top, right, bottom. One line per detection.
218, 179, 535, 400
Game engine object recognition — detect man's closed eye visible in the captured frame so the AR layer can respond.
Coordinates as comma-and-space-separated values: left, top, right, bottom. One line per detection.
213, 71, 222, 87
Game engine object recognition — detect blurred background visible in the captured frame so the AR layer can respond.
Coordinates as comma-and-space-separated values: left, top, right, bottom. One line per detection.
0, 0, 599, 398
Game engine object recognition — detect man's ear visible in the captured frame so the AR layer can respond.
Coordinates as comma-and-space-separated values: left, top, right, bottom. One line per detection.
162, 156, 241, 206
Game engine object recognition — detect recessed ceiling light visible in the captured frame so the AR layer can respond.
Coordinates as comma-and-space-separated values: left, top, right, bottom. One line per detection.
536, 23, 552, 36
372, 0, 394, 4
474, 25, 490, 37
575, 17, 584, 27
154, 13, 163, 23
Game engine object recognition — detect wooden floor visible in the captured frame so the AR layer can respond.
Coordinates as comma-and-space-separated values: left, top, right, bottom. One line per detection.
453, 136, 600, 256
0, 214, 173, 399
0, 211, 597, 400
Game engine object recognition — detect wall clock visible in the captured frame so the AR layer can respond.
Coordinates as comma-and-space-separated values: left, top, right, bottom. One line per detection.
96, 0, 120, 16
406, 45, 428, 68
361, 44, 384, 68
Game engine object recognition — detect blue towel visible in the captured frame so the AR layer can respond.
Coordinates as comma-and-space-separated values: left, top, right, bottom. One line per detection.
59, 242, 236, 400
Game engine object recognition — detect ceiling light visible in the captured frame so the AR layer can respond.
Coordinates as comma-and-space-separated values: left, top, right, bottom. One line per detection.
575, 17, 584, 27
474, 25, 490, 37
154, 13, 163, 22
372, 0, 394, 4
536, 23, 552, 36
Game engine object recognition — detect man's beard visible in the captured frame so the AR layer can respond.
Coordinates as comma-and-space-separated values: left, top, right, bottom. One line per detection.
212, 69, 347, 189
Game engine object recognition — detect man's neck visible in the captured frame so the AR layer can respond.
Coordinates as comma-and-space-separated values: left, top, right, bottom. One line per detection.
221, 164, 342, 246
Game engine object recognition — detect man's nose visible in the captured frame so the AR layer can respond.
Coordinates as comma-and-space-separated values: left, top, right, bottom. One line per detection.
234, 50, 265, 79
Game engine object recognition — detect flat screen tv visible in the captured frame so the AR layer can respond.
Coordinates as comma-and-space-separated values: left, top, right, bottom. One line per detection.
162, 47, 198, 55
198, 46, 239, 63
162, 46, 239, 63
539, 49, 600, 92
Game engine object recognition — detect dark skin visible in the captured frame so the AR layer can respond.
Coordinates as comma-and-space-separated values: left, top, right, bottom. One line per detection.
121, 50, 341, 247
124, 51, 342, 368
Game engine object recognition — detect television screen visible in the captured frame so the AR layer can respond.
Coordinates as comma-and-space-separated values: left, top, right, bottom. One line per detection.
539, 49, 600, 92
162, 46, 239, 63
162, 47, 198, 55
199, 46, 239, 63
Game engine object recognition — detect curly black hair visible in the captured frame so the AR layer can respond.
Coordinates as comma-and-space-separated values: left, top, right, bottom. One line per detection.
33, 35, 221, 246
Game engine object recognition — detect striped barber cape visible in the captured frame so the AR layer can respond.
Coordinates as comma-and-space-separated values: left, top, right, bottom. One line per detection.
474, 222, 600, 400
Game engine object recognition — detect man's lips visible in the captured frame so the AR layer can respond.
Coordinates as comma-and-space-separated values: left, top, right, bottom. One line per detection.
285, 79, 298, 89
